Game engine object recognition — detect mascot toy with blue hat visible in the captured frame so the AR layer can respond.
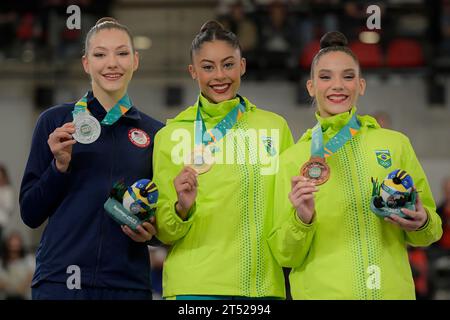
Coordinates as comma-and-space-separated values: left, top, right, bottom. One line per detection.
104, 179, 158, 231
370, 169, 417, 219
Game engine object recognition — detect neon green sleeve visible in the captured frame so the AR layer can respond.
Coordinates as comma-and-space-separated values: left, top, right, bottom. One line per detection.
267, 148, 317, 268
401, 137, 442, 246
153, 130, 195, 244
279, 119, 295, 153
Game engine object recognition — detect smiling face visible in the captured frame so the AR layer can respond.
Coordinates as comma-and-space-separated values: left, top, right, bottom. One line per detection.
189, 40, 245, 104
82, 28, 139, 98
307, 51, 366, 117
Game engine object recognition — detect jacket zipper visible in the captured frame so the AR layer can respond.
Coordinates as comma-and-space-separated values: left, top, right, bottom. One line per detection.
92, 127, 114, 287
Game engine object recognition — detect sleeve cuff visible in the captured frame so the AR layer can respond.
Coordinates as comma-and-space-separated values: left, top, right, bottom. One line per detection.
146, 237, 162, 247
414, 208, 431, 232
290, 208, 316, 230
50, 159, 71, 176
42, 159, 71, 191
172, 201, 196, 223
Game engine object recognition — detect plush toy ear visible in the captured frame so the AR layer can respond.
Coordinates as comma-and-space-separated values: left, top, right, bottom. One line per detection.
373, 196, 384, 209
396, 197, 407, 207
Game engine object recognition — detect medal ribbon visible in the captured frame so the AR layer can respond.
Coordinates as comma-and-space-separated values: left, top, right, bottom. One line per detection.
73, 92, 132, 125
311, 113, 361, 159
195, 95, 246, 149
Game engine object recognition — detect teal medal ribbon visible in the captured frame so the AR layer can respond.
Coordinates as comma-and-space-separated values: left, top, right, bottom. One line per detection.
73, 92, 132, 125
72, 92, 132, 144
195, 95, 246, 149
188, 95, 246, 174
301, 113, 361, 185
310, 113, 361, 159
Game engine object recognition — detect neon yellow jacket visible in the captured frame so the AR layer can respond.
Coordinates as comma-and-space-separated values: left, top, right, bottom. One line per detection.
153, 94, 294, 298
268, 108, 442, 300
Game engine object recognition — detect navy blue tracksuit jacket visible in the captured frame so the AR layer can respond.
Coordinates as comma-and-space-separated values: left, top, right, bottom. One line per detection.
20, 91, 164, 293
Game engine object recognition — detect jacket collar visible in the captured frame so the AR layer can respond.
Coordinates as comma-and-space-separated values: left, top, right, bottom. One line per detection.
167, 93, 255, 124
198, 93, 241, 119
300, 106, 380, 142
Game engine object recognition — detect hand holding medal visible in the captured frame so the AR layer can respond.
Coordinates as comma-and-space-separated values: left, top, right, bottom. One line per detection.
174, 166, 198, 220
289, 175, 318, 224
47, 122, 77, 173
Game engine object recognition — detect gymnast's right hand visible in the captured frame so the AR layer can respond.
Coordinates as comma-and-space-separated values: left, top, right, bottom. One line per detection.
289, 175, 318, 224
173, 166, 198, 220
47, 122, 76, 173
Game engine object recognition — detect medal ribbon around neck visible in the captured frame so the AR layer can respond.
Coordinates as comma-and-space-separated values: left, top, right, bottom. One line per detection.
301, 113, 361, 185
311, 113, 361, 159
73, 92, 132, 125
188, 95, 246, 174
195, 95, 246, 150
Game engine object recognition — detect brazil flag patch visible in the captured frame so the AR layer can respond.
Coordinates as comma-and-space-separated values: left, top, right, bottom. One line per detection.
375, 150, 392, 168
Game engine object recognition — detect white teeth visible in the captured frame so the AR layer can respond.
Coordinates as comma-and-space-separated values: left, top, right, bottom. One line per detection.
104, 74, 121, 79
212, 84, 229, 90
328, 95, 347, 101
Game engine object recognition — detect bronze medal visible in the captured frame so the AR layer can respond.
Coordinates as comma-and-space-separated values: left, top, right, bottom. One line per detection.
300, 157, 330, 185
186, 145, 214, 174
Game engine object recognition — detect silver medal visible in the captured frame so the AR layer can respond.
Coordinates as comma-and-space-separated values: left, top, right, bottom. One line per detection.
72, 113, 101, 144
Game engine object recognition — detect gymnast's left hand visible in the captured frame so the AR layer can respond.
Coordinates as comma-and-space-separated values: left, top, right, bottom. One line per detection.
384, 191, 428, 231
121, 216, 157, 242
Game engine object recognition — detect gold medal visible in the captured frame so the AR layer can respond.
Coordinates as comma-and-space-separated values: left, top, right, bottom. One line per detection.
186, 145, 214, 174
300, 157, 330, 185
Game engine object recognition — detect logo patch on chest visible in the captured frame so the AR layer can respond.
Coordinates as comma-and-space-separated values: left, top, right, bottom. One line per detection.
375, 149, 392, 168
262, 136, 277, 157
128, 128, 150, 148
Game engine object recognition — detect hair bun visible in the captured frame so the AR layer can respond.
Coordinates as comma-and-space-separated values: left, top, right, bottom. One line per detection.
95, 17, 118, 26
320, 31, 348, 49
200, 20, 225, 33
